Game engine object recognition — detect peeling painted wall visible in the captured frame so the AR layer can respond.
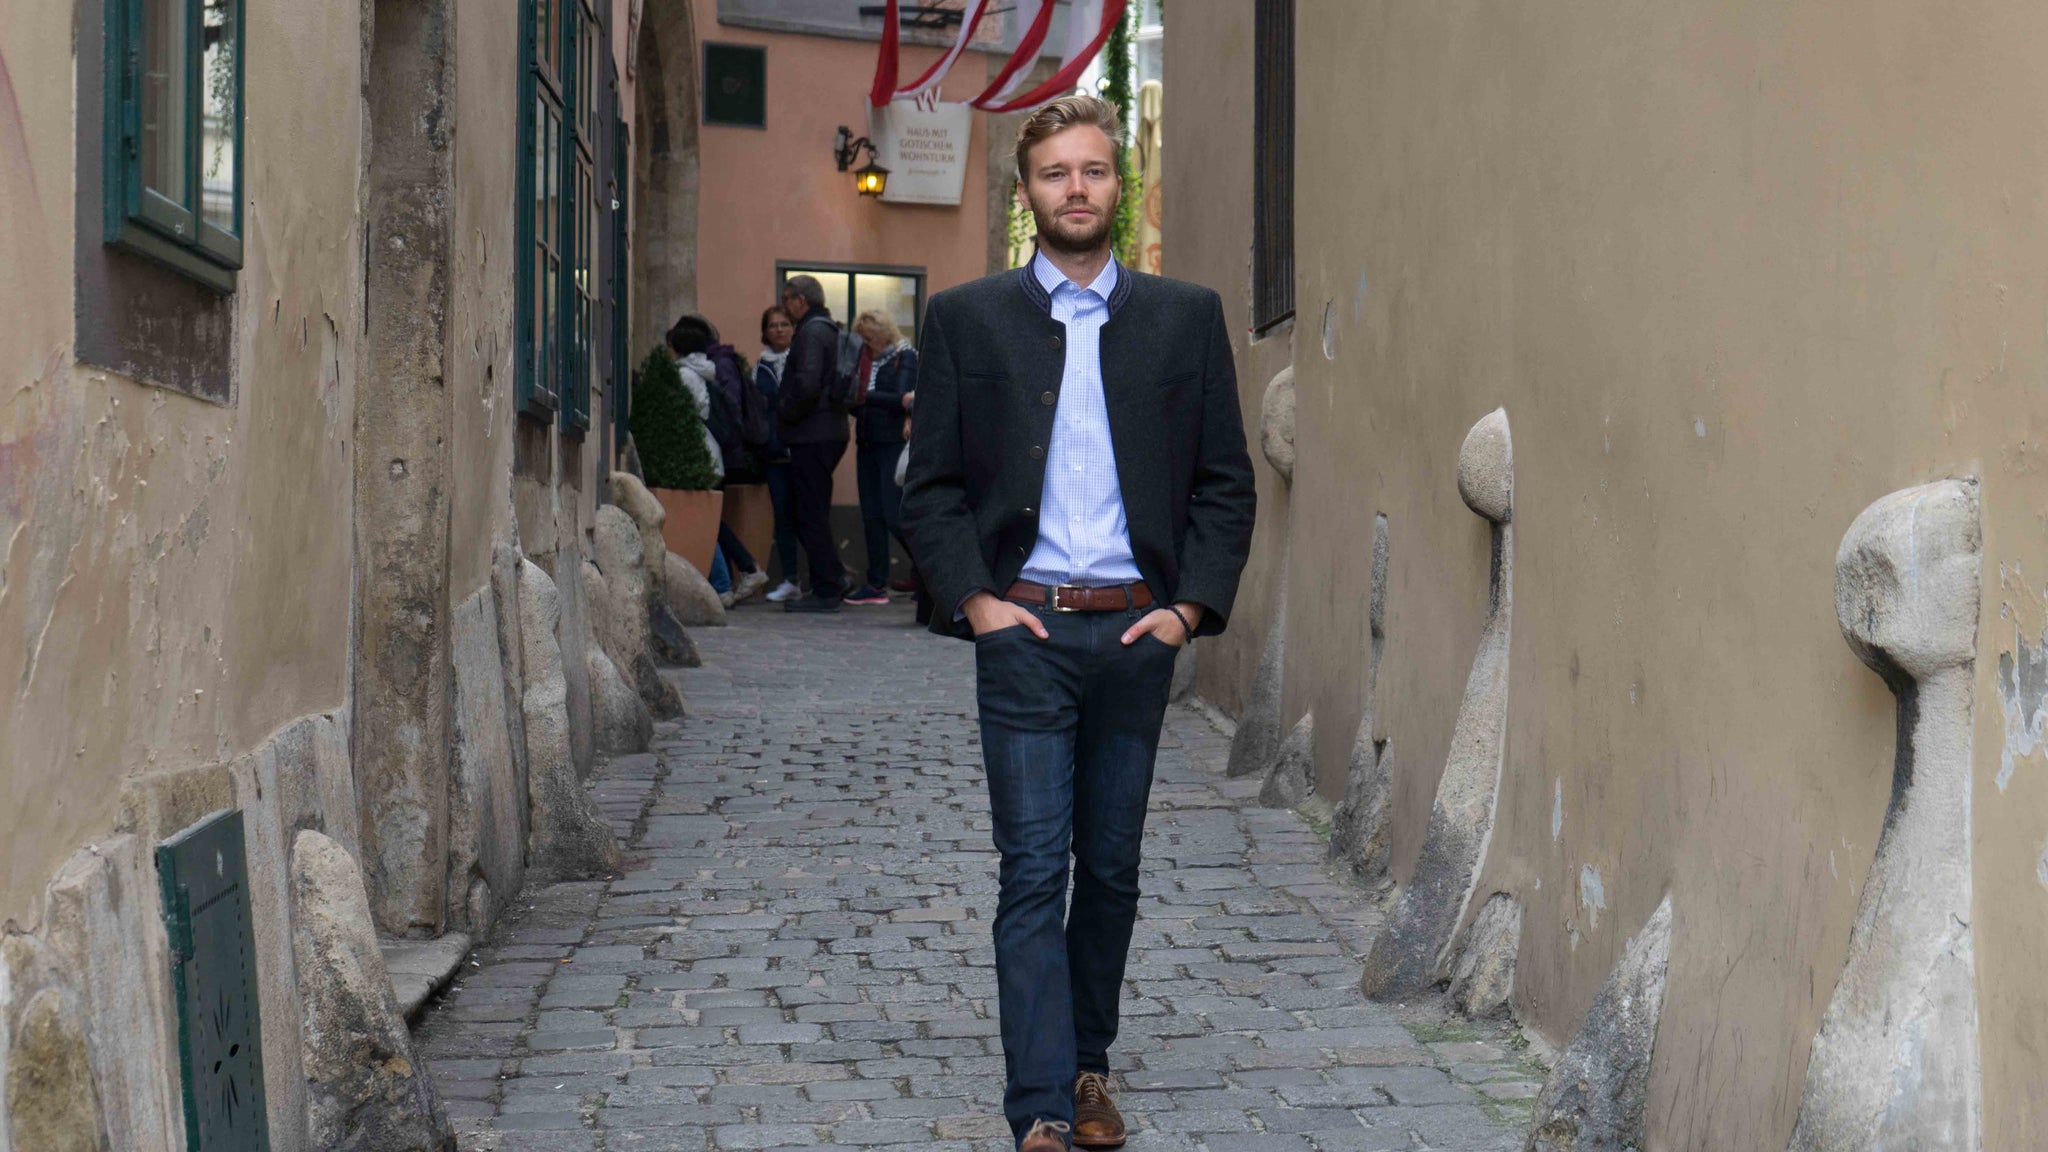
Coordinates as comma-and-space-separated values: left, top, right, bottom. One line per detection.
1168, 2, 2048, 1147
3, 0, 641, 1139
3, 0, 364, 930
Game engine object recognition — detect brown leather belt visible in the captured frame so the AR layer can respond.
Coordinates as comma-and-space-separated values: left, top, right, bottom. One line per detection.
1003, 580, 1154, 613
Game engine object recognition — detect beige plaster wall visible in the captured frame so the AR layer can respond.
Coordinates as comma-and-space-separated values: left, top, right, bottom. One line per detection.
1173, 2, 2048, 1147
1157, 7, 1290, 716
446, 0, 525, 600
1, 0, 363, 932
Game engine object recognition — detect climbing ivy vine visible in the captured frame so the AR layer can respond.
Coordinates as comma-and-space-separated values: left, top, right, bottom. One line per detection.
1104, 2, 1142, 264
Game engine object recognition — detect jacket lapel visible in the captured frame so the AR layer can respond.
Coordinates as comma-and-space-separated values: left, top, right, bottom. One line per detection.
1006, 272, 1067, 512
1098, 278, 1164, 546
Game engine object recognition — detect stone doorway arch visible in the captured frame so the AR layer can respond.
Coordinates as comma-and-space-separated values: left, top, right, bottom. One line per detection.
631, 0, 700, 362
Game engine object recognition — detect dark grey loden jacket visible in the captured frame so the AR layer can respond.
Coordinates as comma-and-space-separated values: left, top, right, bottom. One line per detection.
900, 262, 1258, 641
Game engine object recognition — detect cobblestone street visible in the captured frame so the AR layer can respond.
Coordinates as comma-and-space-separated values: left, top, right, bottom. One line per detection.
416, 604, 1538, 1152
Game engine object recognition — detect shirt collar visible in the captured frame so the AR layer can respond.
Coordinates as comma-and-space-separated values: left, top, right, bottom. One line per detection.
1032, 249, 1120, 303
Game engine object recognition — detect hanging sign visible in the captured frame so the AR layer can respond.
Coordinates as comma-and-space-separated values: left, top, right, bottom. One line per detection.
869, 95, 973, 206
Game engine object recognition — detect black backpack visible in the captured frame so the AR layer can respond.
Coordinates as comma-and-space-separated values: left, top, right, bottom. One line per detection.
736, 366, 772, 448
827, 327, 865, 413
703, 377, 744, 470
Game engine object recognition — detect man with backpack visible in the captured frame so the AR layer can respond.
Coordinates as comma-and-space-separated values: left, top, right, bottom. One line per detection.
666, 316, 773, 605
774, 275, 853, 613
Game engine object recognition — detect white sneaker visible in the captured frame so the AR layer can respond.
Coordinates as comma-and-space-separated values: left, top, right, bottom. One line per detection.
765, 580, 802, 603
735, 570, 771, 603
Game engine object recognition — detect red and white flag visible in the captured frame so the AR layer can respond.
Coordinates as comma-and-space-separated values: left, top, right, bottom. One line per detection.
867, 0, 1126, 114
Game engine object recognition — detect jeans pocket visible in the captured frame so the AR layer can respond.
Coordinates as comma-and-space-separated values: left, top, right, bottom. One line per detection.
1136, 632, 1182, 654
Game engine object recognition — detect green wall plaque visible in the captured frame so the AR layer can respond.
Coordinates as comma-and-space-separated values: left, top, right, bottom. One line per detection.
702, 42, 767, 128
157, 808, 271, 1151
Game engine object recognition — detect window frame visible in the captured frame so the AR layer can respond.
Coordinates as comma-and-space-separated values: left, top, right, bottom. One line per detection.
1250, 0, 1295, 334
103, 0, 246, 293
609, 113, 631, 451
518, 0, 617, 433
774, 261, 927, 344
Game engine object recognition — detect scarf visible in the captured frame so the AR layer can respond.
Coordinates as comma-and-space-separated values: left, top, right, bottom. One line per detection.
855, 340, 912, 405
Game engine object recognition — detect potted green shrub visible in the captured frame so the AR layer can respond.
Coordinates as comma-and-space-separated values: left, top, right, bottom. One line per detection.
631, 347, 723, 574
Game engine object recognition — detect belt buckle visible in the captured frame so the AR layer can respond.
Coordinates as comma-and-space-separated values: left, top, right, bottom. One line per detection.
1047, 585, 1085, 613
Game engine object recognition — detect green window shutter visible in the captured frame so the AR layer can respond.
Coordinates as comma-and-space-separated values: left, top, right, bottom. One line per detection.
516, 0, 563, 418
518, 0, 616, 436
559, 0, 599, 435
104, 0, 243, 292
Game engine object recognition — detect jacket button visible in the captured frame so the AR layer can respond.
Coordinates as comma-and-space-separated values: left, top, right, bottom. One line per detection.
1040, 391, 1056, 406
1022, 507, 1036, 517
1029, 445, 1045, 460
1048, 335, 1062, 350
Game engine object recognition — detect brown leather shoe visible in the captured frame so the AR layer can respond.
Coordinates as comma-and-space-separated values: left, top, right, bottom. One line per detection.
1072, 1073, 1126, 1149
1020, 1118, 1072, 1152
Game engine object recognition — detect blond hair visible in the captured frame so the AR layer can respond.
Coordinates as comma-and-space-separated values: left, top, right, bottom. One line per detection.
1013, 94, 1125, 179
853, 310, 903, 345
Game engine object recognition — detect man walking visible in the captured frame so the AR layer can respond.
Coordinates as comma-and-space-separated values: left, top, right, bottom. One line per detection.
776, 275, 851, 613
901, 96, 1257, 1152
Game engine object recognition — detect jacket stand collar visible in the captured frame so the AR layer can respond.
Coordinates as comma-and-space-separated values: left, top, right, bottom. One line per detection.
1017, 252, 1135, 318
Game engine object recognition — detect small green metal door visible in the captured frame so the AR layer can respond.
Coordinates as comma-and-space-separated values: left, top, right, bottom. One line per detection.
157, 807, 270, 1151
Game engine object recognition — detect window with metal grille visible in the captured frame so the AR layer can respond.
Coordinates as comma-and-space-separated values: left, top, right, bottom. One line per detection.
519, 0, 616, 432
1251, 0, 1294, 333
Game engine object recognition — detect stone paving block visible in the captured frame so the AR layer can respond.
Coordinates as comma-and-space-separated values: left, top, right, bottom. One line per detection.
1262, 1027, 1414, 1051
1228, 1068, 1328, 1088
1211, 1136, 1316, 1152
603, 1107, 745, 1129
802, 1079, 904, 1103
763, 1102, 867, 1125
739, 1022, 826, 1045
1371, 1104, 1520, 1150
527, 1029, 619, 1051
486, 1133, 603, 1152
833, 1119, 938, 1143
493, 1110, 588, 1130
628, 1067, 721, 1088
723, 1062, 856, 1085
1299, 1126, 1413, 1152
1144, 1109, 1259, 1134
1325, 1065, 1466, 1106
606, 1128, 710, 1152
500, 1090, 598, 1114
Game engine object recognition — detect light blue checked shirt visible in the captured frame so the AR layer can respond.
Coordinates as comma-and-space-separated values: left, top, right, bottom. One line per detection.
1021, 250, 1143, 588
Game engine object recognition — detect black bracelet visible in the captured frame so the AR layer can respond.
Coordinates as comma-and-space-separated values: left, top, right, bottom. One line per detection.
1166, 605, 1195, 643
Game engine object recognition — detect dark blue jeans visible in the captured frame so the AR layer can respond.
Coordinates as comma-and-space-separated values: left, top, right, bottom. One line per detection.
855, 440, 905, 588
974, 606, 1179, 1143
765, 461, 801, 584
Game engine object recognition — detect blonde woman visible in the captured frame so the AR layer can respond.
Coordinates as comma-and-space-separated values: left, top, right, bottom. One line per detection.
844, 309, 918, 605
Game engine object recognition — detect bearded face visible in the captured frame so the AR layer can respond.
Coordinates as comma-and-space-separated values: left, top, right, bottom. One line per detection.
1020, 125, 1121, 256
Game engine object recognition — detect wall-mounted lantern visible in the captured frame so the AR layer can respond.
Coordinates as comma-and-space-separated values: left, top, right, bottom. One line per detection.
834, 125, 891, 198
